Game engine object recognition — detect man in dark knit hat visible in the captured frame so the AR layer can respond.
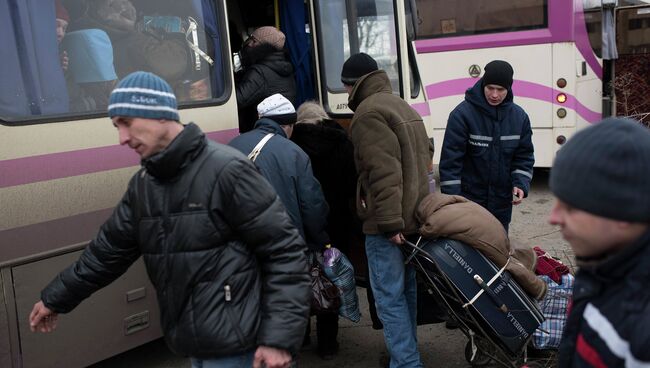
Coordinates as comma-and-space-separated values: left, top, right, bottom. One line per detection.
342, 53, 433, 368
439, 60, 534, 232
28, 72, 310, 368
549, 118, 650, 368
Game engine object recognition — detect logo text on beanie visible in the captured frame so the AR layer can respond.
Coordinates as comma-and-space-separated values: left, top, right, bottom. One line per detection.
131, 95, 158, 105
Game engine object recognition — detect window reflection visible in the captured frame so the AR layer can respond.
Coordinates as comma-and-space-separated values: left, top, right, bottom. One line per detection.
0, 0, 226, 123
317, 0, 400, 93
415, 0, 547, 39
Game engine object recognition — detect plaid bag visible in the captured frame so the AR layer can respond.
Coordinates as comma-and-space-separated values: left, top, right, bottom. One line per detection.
533, 274, 574, 349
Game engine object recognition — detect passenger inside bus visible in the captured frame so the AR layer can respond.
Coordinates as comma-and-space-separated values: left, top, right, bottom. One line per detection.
55, 0, 70, 72
235, 26, 297, 133
56, 0, 223, 105
62, 29, 118, 112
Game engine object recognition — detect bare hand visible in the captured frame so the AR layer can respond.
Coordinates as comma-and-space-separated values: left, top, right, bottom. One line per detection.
60, 50, 69, 72
388, 232, 405, 245
29, 301, 58, 333
512, 187, 524, 205
253, 346, 292, 368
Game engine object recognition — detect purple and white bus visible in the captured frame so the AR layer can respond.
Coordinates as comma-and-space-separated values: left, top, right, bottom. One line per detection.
312, 0, 649, 166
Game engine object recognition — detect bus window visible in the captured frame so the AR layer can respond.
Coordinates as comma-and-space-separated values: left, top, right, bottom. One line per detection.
0, 0, 228, 124
617, 6, 650, 55
316, 0, 400, 94
614, 6, 650, 123
584, 1, 603, 58
415, 0, 547, 39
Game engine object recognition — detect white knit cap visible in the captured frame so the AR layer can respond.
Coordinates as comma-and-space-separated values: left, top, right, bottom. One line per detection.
257, 93, 295, 117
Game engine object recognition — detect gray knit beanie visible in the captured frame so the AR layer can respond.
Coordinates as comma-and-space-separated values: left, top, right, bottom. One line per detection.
108, 71, 179, 121
550, 118, 650, 222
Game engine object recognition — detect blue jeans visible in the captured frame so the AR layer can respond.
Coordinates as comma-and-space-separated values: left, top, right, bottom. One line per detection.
365, 234, 423, 368
191, 351, 255, 368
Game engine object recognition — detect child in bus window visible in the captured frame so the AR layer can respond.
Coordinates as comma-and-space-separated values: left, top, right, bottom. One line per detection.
55, 0, 70, 71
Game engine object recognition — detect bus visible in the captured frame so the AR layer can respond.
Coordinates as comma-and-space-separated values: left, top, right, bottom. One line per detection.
1, 0, 648, 367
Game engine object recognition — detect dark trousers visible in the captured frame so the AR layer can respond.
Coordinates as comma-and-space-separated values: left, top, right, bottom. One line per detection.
305, 312, 339, 353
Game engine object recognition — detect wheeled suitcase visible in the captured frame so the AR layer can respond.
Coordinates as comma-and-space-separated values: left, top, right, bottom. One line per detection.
411, 238, 544, 355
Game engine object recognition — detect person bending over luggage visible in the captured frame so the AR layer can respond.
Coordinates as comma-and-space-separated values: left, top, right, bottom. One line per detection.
548, 118, 650, 367
341, 53, 433, 368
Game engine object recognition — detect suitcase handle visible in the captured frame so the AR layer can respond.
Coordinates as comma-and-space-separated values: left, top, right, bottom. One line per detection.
473, 275, 508, 313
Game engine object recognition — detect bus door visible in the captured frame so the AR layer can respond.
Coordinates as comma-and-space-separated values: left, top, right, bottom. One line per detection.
309, 0, 428, 129
614, 3, 650, 124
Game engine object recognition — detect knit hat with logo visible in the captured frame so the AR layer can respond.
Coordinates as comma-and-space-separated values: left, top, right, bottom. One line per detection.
108, 71, 179, 121
550, 118, 650, 222
251, 26, 285, 50
481, 60, 514, 90
341, 53, 378, 86
257, 93, 296, 125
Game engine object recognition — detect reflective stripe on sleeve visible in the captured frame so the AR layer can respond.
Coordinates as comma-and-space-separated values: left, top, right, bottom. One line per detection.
440, 180, 461, 186
469, 134, 493, 141
500, 135, 521, 140
512, 169, 533, 179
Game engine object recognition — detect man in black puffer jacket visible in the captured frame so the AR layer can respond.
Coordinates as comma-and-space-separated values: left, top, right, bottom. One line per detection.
236, 26, 296, 133
28, 72, 310, 368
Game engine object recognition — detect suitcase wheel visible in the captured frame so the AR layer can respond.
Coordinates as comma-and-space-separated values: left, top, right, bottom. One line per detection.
464, 339, 492, 366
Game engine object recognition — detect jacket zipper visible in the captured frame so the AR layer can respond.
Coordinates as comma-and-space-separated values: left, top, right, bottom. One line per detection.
224, 283, 247, 346
162, 187, 173, 308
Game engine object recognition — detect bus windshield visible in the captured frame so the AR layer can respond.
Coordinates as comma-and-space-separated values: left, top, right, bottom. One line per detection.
415, 0, 548, 39
0, 0, 227, 123
316, 0, 400, 93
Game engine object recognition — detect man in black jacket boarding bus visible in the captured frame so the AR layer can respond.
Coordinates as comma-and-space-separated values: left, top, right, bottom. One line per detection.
28, 71, 310, 368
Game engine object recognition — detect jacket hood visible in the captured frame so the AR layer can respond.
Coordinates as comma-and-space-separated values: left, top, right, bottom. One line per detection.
253, 117, 289, 138
465, 79, 514, 121
291, 120, 349, 158
142, 123, 206, 180
258, 51, 295, 77
348, 70, 393, 111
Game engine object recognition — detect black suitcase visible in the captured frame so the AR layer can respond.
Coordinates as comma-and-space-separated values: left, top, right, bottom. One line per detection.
412, 238, 544, 355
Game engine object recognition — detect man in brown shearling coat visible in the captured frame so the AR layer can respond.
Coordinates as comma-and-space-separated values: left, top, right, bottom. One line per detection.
341, 53, 432, 368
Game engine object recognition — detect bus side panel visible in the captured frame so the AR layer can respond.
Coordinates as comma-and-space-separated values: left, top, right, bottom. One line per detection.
415, 44, 566, 166
11, 252, 161, 368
